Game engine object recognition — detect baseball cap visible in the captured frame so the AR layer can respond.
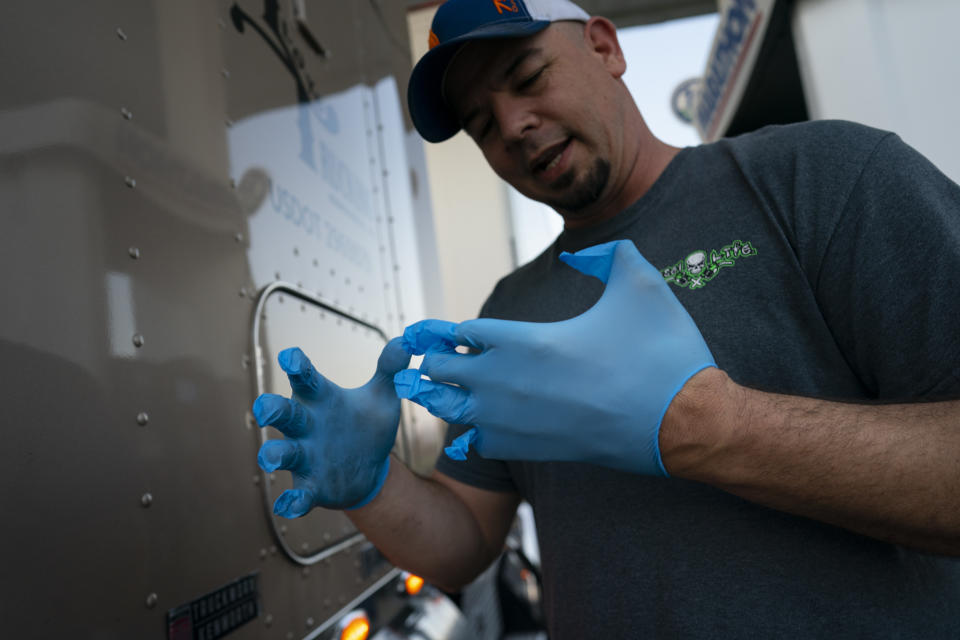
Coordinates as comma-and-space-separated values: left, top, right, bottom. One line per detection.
408, 0, 590, 143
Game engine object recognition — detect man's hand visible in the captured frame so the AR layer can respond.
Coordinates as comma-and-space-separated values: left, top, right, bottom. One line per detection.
393, 239, 715, 476
253, 338, 410, 515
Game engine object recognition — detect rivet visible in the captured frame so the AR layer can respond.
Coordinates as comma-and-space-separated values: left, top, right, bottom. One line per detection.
235, 232, 244, 243
293, 247, 299, 256
259, 548, 267, 559
264, 613, 273, 627
279, 524, 287, 534
145, 593, 158, 608
270, 546, 277, 555
242, 354, 251, 369
277, 295, 284, 304
322, 532, 331, 541
312, 259, 318, 267
301, 543, 309, 552
246, 411, 255, 429
301, 567, 310, 577
136, 412, 149, 426
330, 268, 336, 276
132, 334, 145, 348
128, 247, 141, 259
300, 304, 306, 313
379, 246, 386, 253
323, 598, 331, 608
269, 473, 276, 483
286, 632, 294, 640
121, 107, 133, 120
116, 28, 128, 41
296, 282, 302, 289
252, 475, 260, 485
225, 118, 234, 128
229, 178, 236, 189
345, 277, 351, 285
323, 558, 331, 566
306, 617, 314, 628
275, 271, 281, 280
239, 287, 248, 298
218, 18, 227, 29
221, 68, 231, 79
125, 176, 137, 188
141, 492, 153, 507
338, 595, 346, 604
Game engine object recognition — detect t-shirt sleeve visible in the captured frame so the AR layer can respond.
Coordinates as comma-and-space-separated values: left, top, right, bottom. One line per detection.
814, 132, 960, 399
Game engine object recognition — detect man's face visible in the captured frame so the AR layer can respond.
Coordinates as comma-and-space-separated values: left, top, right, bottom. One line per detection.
443, 21, 626, 221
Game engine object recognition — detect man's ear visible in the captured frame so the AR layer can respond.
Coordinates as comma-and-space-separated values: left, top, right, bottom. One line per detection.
583, 17, 626, 78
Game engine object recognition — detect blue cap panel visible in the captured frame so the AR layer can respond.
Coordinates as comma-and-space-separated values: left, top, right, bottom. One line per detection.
432, 1, 534, 46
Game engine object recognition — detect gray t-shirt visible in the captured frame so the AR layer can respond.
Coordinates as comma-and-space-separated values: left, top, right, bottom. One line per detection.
436, 121, 960, 638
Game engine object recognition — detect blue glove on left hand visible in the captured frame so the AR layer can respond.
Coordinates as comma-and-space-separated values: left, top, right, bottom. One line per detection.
253, 338, 409, 516
393, 240, 715, 476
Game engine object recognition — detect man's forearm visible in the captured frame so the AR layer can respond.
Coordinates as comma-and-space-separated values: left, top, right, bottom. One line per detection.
346, 456, 504, 590
662, 368, 960, 556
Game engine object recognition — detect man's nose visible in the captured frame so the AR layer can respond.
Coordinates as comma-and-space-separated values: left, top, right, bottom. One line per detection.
493, 95, 538, 143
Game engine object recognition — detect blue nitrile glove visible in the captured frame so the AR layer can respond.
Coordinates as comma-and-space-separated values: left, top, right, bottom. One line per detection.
253, 338, 410, 516
393, 239, 715, 476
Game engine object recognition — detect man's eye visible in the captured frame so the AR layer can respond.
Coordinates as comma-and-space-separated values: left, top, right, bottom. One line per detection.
518, 68, 544, 89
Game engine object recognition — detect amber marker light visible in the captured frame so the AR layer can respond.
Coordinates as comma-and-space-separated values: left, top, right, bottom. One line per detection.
404, 573, 425, 595
338, 612, 370, 640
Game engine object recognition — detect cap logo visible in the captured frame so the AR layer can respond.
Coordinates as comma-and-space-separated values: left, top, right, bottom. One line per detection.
428, 29, 440, 49
492, 0, 519, 14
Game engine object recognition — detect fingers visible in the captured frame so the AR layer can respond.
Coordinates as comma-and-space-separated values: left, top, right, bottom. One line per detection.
278, 347, 331, 400
273, 488, 315, 519
257, 439, 304, 473
393, 370, 474, 425
252, 394, 311, 438
401, 319, 460, 355
418, 345, 473, 386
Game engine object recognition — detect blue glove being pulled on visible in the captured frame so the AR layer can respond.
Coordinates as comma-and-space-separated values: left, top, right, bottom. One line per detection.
253, 338, 409, 516
393, 240, 715, 476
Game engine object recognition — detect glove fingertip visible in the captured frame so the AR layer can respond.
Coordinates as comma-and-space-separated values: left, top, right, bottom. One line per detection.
559, 242, 618, 283
257, 449, 280, 473
273, 489, 312, 518
278, 347, 309, 375
444, 445, 467, 461
445, 428, 478, 460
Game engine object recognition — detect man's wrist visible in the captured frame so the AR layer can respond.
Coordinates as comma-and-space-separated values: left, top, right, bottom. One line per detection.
658, 367, 742, 478
344, 457, 391, 511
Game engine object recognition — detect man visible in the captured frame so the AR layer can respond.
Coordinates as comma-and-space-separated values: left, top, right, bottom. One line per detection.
253, 0, 960, 636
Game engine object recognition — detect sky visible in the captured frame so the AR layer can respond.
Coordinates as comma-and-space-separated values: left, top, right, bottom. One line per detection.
509, 11, 721, 264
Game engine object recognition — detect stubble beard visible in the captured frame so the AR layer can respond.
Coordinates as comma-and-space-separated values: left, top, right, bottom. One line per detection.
541, 157, 611, 215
